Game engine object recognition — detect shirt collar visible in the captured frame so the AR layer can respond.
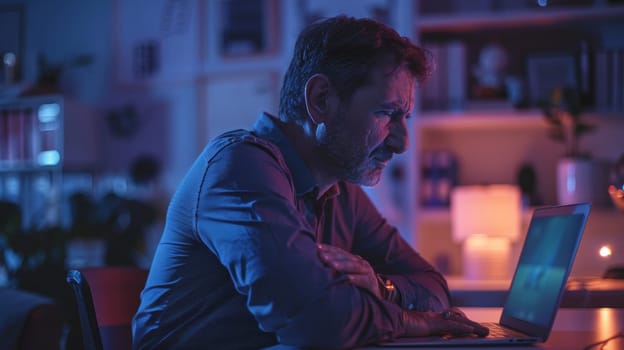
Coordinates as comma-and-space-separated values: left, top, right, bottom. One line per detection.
251, 112, 340, 199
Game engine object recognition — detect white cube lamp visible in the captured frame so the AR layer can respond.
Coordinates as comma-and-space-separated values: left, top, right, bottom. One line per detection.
451, 185, 522, 280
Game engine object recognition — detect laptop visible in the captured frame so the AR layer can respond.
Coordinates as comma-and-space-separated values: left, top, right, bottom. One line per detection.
380, 202, 591, 347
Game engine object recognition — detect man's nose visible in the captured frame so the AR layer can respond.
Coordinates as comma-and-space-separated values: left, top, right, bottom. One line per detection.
386, 119, 409, 154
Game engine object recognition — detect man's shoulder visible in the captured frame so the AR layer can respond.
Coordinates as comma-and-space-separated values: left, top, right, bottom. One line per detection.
197, 129, 291, 179
206, 129, 282, 159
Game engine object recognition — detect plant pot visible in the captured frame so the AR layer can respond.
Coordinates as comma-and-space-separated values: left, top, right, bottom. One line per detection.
556, 157, 595, 205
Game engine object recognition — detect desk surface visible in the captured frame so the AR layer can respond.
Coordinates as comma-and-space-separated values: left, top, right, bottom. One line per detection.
265, 308, 624, 350
447, 277, 624, 308
369, 307, 624, 350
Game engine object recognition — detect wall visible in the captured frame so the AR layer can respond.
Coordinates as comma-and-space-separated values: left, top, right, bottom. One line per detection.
0, 0, 200, 194
3, 0, 113, 103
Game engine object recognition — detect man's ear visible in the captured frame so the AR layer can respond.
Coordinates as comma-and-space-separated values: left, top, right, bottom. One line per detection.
304, 74, 331, 124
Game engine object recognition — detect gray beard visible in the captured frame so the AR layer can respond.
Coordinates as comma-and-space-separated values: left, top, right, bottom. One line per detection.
317, 123, 380, 186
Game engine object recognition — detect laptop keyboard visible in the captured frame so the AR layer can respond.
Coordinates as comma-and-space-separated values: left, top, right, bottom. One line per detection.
481, 322, 527, 339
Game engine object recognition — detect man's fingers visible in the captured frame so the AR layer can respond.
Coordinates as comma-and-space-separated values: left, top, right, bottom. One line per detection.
440, 321, 475, 337
403, 310, 490, 338
448, 307, 467, 318
346, 273, 375, 288
438, 310, 489, 337
321, 257, 370, 274
318, 245, 370, 274
317, 244, 382, 297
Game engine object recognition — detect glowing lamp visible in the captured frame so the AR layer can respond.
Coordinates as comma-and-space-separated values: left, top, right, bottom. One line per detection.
599, 245, 612, 258
451, 185, 522, 280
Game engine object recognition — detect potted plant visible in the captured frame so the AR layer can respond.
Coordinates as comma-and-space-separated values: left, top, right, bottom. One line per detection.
0, 201, 67, 289
65, 192, 108, 268
540, 86, 596, 204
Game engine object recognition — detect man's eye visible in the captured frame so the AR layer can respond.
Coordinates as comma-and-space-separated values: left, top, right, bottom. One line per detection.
390, 111, 409, 120
377, 110, 410, 121
379, 110, 399, 117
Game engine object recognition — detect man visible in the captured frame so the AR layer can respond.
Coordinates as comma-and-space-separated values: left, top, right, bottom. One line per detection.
133, 16, 488, 349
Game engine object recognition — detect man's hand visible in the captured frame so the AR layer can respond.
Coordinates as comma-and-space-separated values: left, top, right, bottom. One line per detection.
317, 244, 382, 298
400, 308, 489, 338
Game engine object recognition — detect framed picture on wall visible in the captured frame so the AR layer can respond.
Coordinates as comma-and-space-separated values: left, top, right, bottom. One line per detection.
297, 0, 392, 27
526, 53, 578, 106
0, 5, 24, 85
218, 0, 280, 58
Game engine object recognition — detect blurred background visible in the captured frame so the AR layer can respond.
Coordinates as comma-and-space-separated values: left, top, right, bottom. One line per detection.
0, 0, 623, 337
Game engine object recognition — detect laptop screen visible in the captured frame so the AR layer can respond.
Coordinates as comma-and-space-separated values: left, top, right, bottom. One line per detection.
503, 212, 586, 329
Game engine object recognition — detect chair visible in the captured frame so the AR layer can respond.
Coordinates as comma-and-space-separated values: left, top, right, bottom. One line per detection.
0, 287, 64, 350
66, 267, 148, 350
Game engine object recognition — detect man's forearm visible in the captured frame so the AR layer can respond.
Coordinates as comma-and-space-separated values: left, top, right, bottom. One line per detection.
274, 283, 405, 348
387, 272, 451, 311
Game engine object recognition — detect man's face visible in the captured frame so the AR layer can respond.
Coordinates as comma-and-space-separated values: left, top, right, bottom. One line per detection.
318, 64, 414, 186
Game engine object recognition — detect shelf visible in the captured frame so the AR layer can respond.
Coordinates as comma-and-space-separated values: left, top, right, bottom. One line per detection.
416, 109, 624, 131
0, 164, 62, 173
416, 109, 549, 130
411, 1, 624, 276
418, 205, 621, 225
418, 207, 534, 224
417, 5, 624, 33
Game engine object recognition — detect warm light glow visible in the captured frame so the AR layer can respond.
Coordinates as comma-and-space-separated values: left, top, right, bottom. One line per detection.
451, 185, 522, 242
463, 235, 512, 280
451, 185, 521, 280
599, 245, 612, 258
598, 308, 618, 344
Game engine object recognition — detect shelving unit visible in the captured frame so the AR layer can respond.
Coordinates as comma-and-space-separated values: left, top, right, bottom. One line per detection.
0, 95, 64, 230
410, 0, 624, 275
412, 0, 624, 206
417, 4, 624, 32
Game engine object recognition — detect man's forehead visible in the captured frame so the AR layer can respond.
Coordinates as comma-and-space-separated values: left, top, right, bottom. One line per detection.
368, 63, 415, 88
351, 62, 415, 108
380, 68, 415, 106
380, 98, 412, 110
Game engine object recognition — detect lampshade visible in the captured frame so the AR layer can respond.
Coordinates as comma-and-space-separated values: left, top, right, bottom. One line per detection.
450, 185, 522, 243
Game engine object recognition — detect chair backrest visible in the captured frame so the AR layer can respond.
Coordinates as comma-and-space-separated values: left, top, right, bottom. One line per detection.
66, 267, 148, 350
66, 269, 104, 350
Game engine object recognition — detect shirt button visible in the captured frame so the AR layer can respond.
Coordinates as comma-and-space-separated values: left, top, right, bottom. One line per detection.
408, 303, 414, 310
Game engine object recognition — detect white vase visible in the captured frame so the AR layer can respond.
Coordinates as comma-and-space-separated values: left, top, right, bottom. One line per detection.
556, 158, 594, 205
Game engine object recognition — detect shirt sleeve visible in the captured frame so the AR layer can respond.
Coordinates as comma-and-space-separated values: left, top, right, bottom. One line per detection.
195, 139, 406, 348
348, 185, 452, 312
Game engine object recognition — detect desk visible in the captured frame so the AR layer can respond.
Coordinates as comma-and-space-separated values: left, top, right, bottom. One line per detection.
368, 307, 624, 350
448, 277, 624, 308
264, 308, 624, 350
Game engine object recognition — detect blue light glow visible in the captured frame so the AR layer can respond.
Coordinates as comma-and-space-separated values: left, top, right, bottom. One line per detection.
37, 150, 61, 166
38, 103, 60, 123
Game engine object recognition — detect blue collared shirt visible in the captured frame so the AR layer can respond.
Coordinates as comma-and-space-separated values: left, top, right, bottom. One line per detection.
133, 113, 450, 349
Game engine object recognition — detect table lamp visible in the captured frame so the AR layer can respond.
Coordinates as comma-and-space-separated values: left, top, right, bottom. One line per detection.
451, 185, 521, 280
